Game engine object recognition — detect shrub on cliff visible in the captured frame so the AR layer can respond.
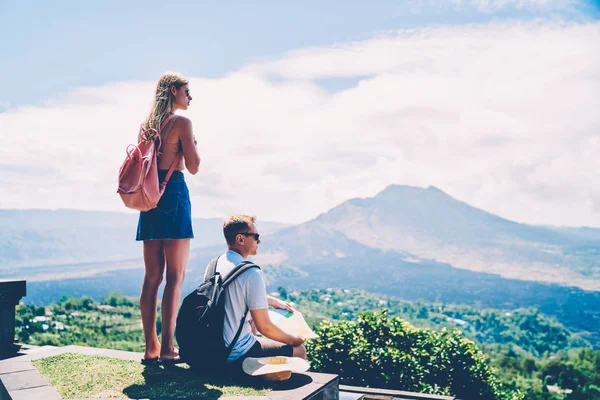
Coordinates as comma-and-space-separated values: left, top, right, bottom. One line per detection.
306, 309, 517, 400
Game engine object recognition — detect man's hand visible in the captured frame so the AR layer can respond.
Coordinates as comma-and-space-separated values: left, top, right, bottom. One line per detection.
251, 308, 304, 346
290, 335, 306, 346
267, 295, 295, 312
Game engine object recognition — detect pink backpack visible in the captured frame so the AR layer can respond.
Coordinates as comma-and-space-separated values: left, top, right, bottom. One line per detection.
117, 114, 183, 212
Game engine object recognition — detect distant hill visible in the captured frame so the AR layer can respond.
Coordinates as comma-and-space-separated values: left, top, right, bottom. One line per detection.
4, 188, 599, 289
0, 209, 288, 272
269, 185, 600, 290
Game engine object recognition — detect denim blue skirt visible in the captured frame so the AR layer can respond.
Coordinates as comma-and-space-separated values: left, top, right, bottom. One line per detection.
136, 170, 194, 241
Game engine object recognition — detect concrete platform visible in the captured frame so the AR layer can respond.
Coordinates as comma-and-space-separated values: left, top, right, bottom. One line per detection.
0, 345, 338, 400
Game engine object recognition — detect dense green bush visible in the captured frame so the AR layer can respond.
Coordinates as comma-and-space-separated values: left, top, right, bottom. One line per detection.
307, 309, 517, 400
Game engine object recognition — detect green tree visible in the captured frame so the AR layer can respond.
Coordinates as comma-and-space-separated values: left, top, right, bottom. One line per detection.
522, 358, 537, 375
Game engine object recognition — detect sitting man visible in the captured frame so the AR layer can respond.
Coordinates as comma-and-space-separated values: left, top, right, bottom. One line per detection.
205, 214, 306, 369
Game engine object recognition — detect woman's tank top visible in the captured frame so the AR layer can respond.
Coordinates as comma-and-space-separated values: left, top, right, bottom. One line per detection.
157, 116, 185, 171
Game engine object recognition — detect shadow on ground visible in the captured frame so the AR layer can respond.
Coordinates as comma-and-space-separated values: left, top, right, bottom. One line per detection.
123, 364, 312, 398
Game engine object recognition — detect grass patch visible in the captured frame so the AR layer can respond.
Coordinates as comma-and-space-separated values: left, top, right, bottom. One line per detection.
33, 353, 271, 399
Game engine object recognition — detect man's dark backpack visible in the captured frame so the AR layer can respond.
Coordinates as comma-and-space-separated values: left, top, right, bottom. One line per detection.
176, 256, 259, 372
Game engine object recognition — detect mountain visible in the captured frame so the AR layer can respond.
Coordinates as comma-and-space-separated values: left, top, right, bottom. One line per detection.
4, 187, 600, 347
294, 185, 600, 290
4, 189, 598, 290
243, 185, 600, 346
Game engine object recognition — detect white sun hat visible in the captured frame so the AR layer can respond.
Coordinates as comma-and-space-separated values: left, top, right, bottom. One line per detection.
242, 356, 310, 381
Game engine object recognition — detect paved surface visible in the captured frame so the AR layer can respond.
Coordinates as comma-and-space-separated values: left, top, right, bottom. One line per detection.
0, 345, 339, 400
0, 345, 61, 400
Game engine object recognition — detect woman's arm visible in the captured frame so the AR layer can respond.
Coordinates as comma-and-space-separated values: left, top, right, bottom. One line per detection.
177, 117, 201, 175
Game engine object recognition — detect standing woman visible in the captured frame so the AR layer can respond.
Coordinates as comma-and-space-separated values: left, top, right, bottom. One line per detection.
137, 72, 200, 364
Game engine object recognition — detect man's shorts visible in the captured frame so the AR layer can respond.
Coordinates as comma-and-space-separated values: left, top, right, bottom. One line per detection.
243, 336, 294, 359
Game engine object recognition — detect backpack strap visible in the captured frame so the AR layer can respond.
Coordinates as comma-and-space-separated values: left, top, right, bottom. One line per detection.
204, 255, 221, 283
139, 114, 176, 147
221, 261, 260, 359
160, 113, 177, 133
159, 114, 177, 140
226, 308, 250, 361
222, 261, 261, 360
221, 261, 260, 289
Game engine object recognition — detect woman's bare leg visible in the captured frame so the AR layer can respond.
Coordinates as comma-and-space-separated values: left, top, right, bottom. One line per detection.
160, 238, 190, 360
140, 240, 165, 359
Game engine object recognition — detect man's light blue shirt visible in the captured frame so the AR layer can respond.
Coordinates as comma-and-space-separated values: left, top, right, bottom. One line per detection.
204, 250, 268, 362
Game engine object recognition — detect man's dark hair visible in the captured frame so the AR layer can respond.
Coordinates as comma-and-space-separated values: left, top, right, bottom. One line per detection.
223, 215, 256, 245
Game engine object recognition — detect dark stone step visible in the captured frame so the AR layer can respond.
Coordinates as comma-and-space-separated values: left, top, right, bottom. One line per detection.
0, 280, 26, 359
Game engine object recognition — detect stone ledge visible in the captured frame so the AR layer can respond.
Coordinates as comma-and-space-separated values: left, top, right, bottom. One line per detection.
339, 385, 455, 400
0, 280, 27, 359
0, 281, 26, 300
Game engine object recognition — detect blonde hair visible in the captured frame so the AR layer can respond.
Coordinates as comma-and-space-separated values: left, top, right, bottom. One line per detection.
223, 215, 257, 245
143, 71, 189, 132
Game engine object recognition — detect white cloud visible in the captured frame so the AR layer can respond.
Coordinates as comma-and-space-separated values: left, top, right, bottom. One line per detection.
0, 20, 599, 227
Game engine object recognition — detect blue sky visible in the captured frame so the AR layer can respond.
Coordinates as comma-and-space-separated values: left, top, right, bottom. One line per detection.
2, 0, 598, 107
1, 1, 599, 226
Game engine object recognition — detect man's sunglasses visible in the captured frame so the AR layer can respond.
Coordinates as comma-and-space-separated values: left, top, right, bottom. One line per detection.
240, 232, 260, 241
